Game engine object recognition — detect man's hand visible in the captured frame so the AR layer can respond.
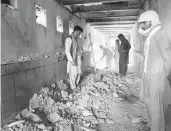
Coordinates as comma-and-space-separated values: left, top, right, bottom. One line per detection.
70, 61, 75, 66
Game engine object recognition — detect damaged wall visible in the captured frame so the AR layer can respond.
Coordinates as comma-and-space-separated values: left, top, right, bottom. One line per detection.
1, 0, 87, 60
1, 0, 88, 125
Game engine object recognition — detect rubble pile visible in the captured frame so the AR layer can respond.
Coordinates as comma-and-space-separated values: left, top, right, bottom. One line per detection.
1, 70, 141, 131
79, 72, 95, 86
99, 70, 141, 101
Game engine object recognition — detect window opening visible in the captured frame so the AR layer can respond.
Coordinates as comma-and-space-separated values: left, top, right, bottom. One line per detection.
1, 0, 18, 9
56, 15, 63, 33
36, 5, 47, 27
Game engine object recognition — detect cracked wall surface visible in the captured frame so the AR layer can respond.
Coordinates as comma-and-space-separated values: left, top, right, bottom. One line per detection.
1, 0, 89, 125
1, 0, 87, 61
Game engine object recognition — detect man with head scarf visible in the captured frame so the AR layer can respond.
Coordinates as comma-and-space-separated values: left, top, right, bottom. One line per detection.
138, 10, 171, 131
65, 25, 83, 92
118, 34, 131, 76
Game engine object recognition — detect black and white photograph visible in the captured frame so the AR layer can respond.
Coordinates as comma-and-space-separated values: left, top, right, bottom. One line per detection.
1, 0, 171, 131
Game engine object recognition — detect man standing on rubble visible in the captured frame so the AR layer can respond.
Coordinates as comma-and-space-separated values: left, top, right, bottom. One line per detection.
118, 34, 131, 76
138, 10, 171, 131
65, 25, 83, 91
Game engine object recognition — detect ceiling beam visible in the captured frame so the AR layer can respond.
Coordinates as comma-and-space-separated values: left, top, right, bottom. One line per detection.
98, 28, 132, 30
89, 16, 137, 19
61, 0, 138, 5
95, 28, 133, 31
78, 9, 140, 18
99, 31, 132, 34
71, 4, 140, 13
87, 16, 137, 22
85, 15, 138, 19
95, 26, 133, 29
91, 21, 136, 25
99, 29, 132, 31
92, 23, 135, 27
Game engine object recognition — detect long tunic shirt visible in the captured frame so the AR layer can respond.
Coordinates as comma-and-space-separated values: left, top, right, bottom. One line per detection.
139, 28, 171, 131
65, 37, 81, 74
119, 38, 131, 75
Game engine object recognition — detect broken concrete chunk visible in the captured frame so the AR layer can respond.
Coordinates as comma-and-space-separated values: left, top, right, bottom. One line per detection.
90, 119, 99, 124
106, 118, 114, 124
66, 102, 73, 107
69, 94, 73, 100
48, 112, 60, 124
7, 120, 25, 128
85, 116, 97, 122
98, 118, 105, 123
113, 92, 119, 98
69, 106, 79, 114
131, 117, 142, 124
78, 94, 90, 109
94, 82, 109, 91
61, 91, 68, 98
82, 110, 92, 116
15, 113, 22, 120
46, 97, 55, 107
19, 108, 30, 118
38, 123, 46, 130
97, 112, 106, 119
83, 122, 91, 127
81, 126, 97, 131
25, 112, 42, 122
58, 103, 68, 110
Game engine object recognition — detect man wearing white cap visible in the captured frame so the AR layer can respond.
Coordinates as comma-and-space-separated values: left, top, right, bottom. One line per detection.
138, 10, 171, 131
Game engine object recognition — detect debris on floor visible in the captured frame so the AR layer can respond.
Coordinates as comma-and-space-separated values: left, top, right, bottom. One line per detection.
1, 69, 148, 131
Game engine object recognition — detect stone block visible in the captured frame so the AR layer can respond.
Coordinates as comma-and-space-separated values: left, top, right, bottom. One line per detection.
31, 60, 40, 68
1, 112, 18, 126
19, 61, 31, 71
55, 63, 61, 80
59, 61, 67, 79
1, 74, 15, 94
1, 99, 17, 119
1, 75, 17, 121
36, 67, 45, 91
1, 65, 7, 76
1, 74, 17, 122
40, 58, 54, 66
14, 71, 28, 111
26, 68, 38, 98
6, 63, 20, 74
49, 57, 58, 64
43, 64, 55, 87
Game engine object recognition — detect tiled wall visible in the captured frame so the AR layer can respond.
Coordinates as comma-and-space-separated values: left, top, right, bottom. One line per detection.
1, 57, 67, 125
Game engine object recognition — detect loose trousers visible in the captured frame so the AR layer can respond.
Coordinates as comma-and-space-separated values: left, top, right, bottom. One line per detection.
119, 52, 129, 75
139, 73, 171, 131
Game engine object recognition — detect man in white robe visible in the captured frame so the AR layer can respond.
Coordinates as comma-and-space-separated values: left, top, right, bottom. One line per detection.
65, 26, 83, 91
138, 10, 171, 131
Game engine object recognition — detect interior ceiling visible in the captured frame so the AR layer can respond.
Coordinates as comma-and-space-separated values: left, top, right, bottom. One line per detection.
60, 0, 145, 34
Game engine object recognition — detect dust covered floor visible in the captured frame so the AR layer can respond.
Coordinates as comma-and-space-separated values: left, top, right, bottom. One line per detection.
1, 69, 149, 131
96, 71, 148, 131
